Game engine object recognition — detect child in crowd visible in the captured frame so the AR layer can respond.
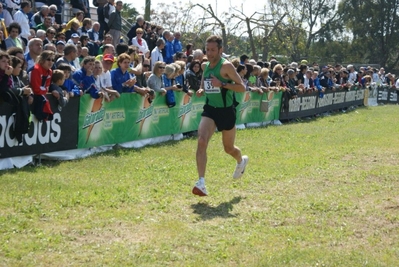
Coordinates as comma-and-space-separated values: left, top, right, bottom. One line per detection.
57, 63, 83, 97
49, 69, 69, 111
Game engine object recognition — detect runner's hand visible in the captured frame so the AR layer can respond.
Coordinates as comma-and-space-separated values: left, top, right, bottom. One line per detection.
210, 74, 222, 87
196, 89, 204, 97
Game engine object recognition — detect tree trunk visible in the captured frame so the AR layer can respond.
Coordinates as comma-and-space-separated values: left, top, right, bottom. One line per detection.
144, 0, 151, 21
221, 23, 228, 54
262, 35, 268, 62
246, 18, 257, 61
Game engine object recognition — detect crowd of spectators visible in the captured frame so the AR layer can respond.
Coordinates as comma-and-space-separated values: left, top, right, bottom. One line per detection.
0, 1, 397, 142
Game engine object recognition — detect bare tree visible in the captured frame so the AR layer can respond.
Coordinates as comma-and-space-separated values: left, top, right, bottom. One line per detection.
189, 4, 231, 53
229, 7, 287, 61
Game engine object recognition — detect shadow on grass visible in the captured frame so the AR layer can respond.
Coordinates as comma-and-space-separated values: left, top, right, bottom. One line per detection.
191, 196, 242, 221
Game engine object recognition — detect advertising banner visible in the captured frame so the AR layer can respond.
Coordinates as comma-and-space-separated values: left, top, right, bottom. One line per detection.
377, 86, 398, 104
0, 96, 79, 158
236, 91, 282, 124
78, 92, 206, 148
279, 89, 365, 120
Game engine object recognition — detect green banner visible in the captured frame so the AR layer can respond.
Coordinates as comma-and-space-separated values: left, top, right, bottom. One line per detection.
177, 93, 206, 133
235, 91, 282, 124
78, 90, 282, 148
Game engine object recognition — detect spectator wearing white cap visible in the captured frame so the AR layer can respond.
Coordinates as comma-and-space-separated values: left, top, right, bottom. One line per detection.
347, 64, 357, 84
67, 33, 80, 45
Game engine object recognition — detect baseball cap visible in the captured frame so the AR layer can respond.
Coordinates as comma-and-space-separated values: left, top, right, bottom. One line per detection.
56, 41, 65, 46
103, 54, 114, 62
71, 33, 79, 38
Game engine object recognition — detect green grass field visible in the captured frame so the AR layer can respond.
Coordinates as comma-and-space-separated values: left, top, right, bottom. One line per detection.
1, 105, 399, 267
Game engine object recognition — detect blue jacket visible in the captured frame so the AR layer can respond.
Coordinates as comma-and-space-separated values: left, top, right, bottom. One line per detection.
172, 39, 182, 53
111, 67, 135, 93
72, 68, 101, 99
163, 39, 174, 64
313, 77, 324, 98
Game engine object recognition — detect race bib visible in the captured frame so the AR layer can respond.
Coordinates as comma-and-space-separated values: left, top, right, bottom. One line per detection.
204, 79, 221, 94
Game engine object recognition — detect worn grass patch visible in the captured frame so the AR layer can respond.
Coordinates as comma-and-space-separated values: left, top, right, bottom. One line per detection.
1, 105, 399, 266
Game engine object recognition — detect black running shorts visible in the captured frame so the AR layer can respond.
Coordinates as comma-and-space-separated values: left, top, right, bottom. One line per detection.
202, 104, 236, 131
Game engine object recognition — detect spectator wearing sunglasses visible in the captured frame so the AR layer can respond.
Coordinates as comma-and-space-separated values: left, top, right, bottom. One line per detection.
43, 27, 57, 46
136, 58, 151, 87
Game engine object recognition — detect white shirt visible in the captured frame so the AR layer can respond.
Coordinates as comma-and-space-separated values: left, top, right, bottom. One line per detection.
151, 46, 163, 71
372, 73, 380, 83
96, 71, 112, 89
14, 10, 31, 39
348, 71, 357, 84
132, 37, 149, 55
303, 77, 311, 88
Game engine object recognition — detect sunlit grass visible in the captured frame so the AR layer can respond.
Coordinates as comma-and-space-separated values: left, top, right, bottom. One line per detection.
1, 105, 399, 266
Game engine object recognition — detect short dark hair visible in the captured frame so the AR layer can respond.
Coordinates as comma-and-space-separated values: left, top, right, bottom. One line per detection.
52, 69, 65, 83
7, 47, 24, 56
189, 60, 201, 73
0, 51, 10, 62
20, 1, 30, 9
80, 34, 89, 43
46, 27, 56, 34
10, 56, 22, 69
64, 44, 77, 56
56, 63, 72, 72
175, 52, 185, 60
7, 22, 21, 35
56, 32, 65, 38
82, 56, 95, 66
236, 64, 246, 73
240, 54, 249, 63
115, 43, 128, 56
206, 35, 223, 49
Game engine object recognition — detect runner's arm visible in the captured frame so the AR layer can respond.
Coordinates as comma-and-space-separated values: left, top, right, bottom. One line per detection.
213, 62, 245, 93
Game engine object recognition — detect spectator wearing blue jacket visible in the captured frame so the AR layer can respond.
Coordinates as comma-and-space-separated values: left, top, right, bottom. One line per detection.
110, 53, 150, 95
172, 32, 182, 53
312, 71, 324, 98
72, 56, 102, 99
162, 30, 174, 64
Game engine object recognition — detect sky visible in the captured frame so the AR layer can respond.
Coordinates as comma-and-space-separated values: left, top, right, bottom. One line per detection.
123, 0, 268, 18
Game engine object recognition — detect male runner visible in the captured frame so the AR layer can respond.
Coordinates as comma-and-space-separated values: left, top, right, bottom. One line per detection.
192, 35, 249, 197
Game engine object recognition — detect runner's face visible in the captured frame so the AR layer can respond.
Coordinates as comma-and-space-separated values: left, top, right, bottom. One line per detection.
205, 42, 221, 63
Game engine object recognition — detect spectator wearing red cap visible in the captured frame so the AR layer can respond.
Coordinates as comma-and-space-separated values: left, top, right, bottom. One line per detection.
94, 54, 120, 101
93, 55, 120, 102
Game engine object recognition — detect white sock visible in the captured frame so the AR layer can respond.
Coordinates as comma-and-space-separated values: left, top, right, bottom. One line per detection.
199, 177, 205, 182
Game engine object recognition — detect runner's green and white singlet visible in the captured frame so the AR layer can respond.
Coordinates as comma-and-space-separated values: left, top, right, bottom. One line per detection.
203, 57, 234, 108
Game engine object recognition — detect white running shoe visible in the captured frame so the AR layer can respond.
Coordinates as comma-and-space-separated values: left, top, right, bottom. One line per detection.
233, 155, 249, 179
192, 179, 208, 196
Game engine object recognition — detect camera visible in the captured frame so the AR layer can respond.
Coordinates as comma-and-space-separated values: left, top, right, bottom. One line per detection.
176, 84, 182, 89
